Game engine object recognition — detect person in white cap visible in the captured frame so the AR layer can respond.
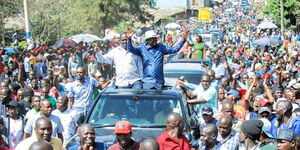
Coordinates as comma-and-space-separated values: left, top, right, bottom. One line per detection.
126, 29, 189, 90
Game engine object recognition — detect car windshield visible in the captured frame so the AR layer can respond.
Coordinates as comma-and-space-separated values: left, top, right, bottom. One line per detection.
88, 95, 182, 127
164, 72, 201, 85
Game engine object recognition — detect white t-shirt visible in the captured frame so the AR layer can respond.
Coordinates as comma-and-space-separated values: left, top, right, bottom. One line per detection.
9, 118, 24, 148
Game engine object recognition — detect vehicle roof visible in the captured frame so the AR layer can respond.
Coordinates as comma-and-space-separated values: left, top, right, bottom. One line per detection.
101, 87, 181, 97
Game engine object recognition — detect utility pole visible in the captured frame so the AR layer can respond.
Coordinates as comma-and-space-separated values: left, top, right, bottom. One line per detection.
24, 0, 31, 40
280, 0, 284, 36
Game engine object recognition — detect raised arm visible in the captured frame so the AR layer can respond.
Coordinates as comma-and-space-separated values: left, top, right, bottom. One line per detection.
126, 29, 141, 55
163, 30, 189, 54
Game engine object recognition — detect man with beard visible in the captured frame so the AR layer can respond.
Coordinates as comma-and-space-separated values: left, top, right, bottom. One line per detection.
127, 29, 189, 90
177, 74, 218, 115
16, 117, 62, 150
68, 66, 101, 115
95, 33, 143, 89
270, 100, 300, 136
68, 124, 107, 150
156, 113, 190, 150
199, 124, 220, 150
108, 120, 139, 150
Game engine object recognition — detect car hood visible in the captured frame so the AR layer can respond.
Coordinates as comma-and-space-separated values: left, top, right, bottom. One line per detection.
94, 127, 165, 144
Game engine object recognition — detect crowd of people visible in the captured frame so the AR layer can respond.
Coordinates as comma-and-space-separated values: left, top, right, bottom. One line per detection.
0, 1, 300, 150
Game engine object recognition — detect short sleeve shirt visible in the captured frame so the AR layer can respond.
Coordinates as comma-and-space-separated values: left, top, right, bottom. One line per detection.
68, 77, 99, 111
24, 114, 64, 137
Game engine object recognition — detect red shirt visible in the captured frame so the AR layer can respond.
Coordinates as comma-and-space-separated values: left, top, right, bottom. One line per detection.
108, 140, 139, 150
156, 130, 191, 150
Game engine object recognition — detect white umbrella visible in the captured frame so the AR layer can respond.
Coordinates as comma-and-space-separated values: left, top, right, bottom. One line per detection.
257, 21, 278, 29
165, 23, 181, 29
69, 34, 102, 43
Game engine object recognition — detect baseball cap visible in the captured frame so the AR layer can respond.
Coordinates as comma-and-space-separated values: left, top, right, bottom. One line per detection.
276, 129, 295, 141
7, 101, 19, 107
260, 99, 271, 107
291, 83, 300, 90
258, 107, 272, 114
202, 105, 213, 115
227, 89, 240, 99
260, 118, 273, 138
114, 120, 132, 134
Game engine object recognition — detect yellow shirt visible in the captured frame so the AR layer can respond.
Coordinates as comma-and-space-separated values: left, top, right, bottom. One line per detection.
15, 136, 62, 150
29, 55, 37, 66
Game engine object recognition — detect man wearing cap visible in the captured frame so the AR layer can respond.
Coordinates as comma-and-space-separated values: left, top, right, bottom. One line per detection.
127, 29, 189, 90
199, 105, 218, 129
156, 113, 190, 150
239, 120, 264, 150
108, 120, 139, 150
258, 118, 277, 150
270, 100, 300, 137
95, 33, 143, 89
1, 101, 24, 149
276, 129, 297, 150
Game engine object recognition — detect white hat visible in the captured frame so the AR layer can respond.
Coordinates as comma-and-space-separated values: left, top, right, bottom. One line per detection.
143, 30, 159, 42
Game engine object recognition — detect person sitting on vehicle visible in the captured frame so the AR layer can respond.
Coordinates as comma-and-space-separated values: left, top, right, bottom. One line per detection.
108, 120, 140, 150
68, 124, 107, 150
154, 101, 172, 124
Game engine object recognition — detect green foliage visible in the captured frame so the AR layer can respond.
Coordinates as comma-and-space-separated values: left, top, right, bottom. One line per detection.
264, 0, 300, 28
2, 0, 153, 45
17, 41, 27, 51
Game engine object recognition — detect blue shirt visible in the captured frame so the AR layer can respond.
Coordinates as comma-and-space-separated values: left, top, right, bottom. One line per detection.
270, 116, 300, 137
68, 77, 99, 111
68, 142, 107, 150
127, 39, 186, 84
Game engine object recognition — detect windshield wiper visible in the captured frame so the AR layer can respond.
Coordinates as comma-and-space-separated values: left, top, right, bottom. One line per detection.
92, 124, 116, 128
136, 125, 166, 128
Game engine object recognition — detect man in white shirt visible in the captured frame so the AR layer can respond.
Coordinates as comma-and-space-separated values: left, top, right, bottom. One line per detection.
52, 95, 77, 145
97, 33, 143, 88
24, 100, 64, 143
24, 53, 32, 77
16, 117, 62, 150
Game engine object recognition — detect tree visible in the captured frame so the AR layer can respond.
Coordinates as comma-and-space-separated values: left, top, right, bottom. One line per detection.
264, 0, 300, 30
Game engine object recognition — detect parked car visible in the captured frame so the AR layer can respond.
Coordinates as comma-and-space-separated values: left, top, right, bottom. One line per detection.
164, 59, 208, 86
65, 87, 197, 148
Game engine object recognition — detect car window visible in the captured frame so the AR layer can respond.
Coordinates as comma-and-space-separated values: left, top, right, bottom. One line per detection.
88, 95, 182, 126
164, 72, 202, 85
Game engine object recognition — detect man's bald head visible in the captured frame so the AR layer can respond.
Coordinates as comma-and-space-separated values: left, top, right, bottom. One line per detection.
221, 100, 234, 115
166, 113, 184, 135
139, 139, 159, 150
219, 114, 233, 126
167, 113, 182, 126
202, 124, 218, 136
29, 140, 53, 150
